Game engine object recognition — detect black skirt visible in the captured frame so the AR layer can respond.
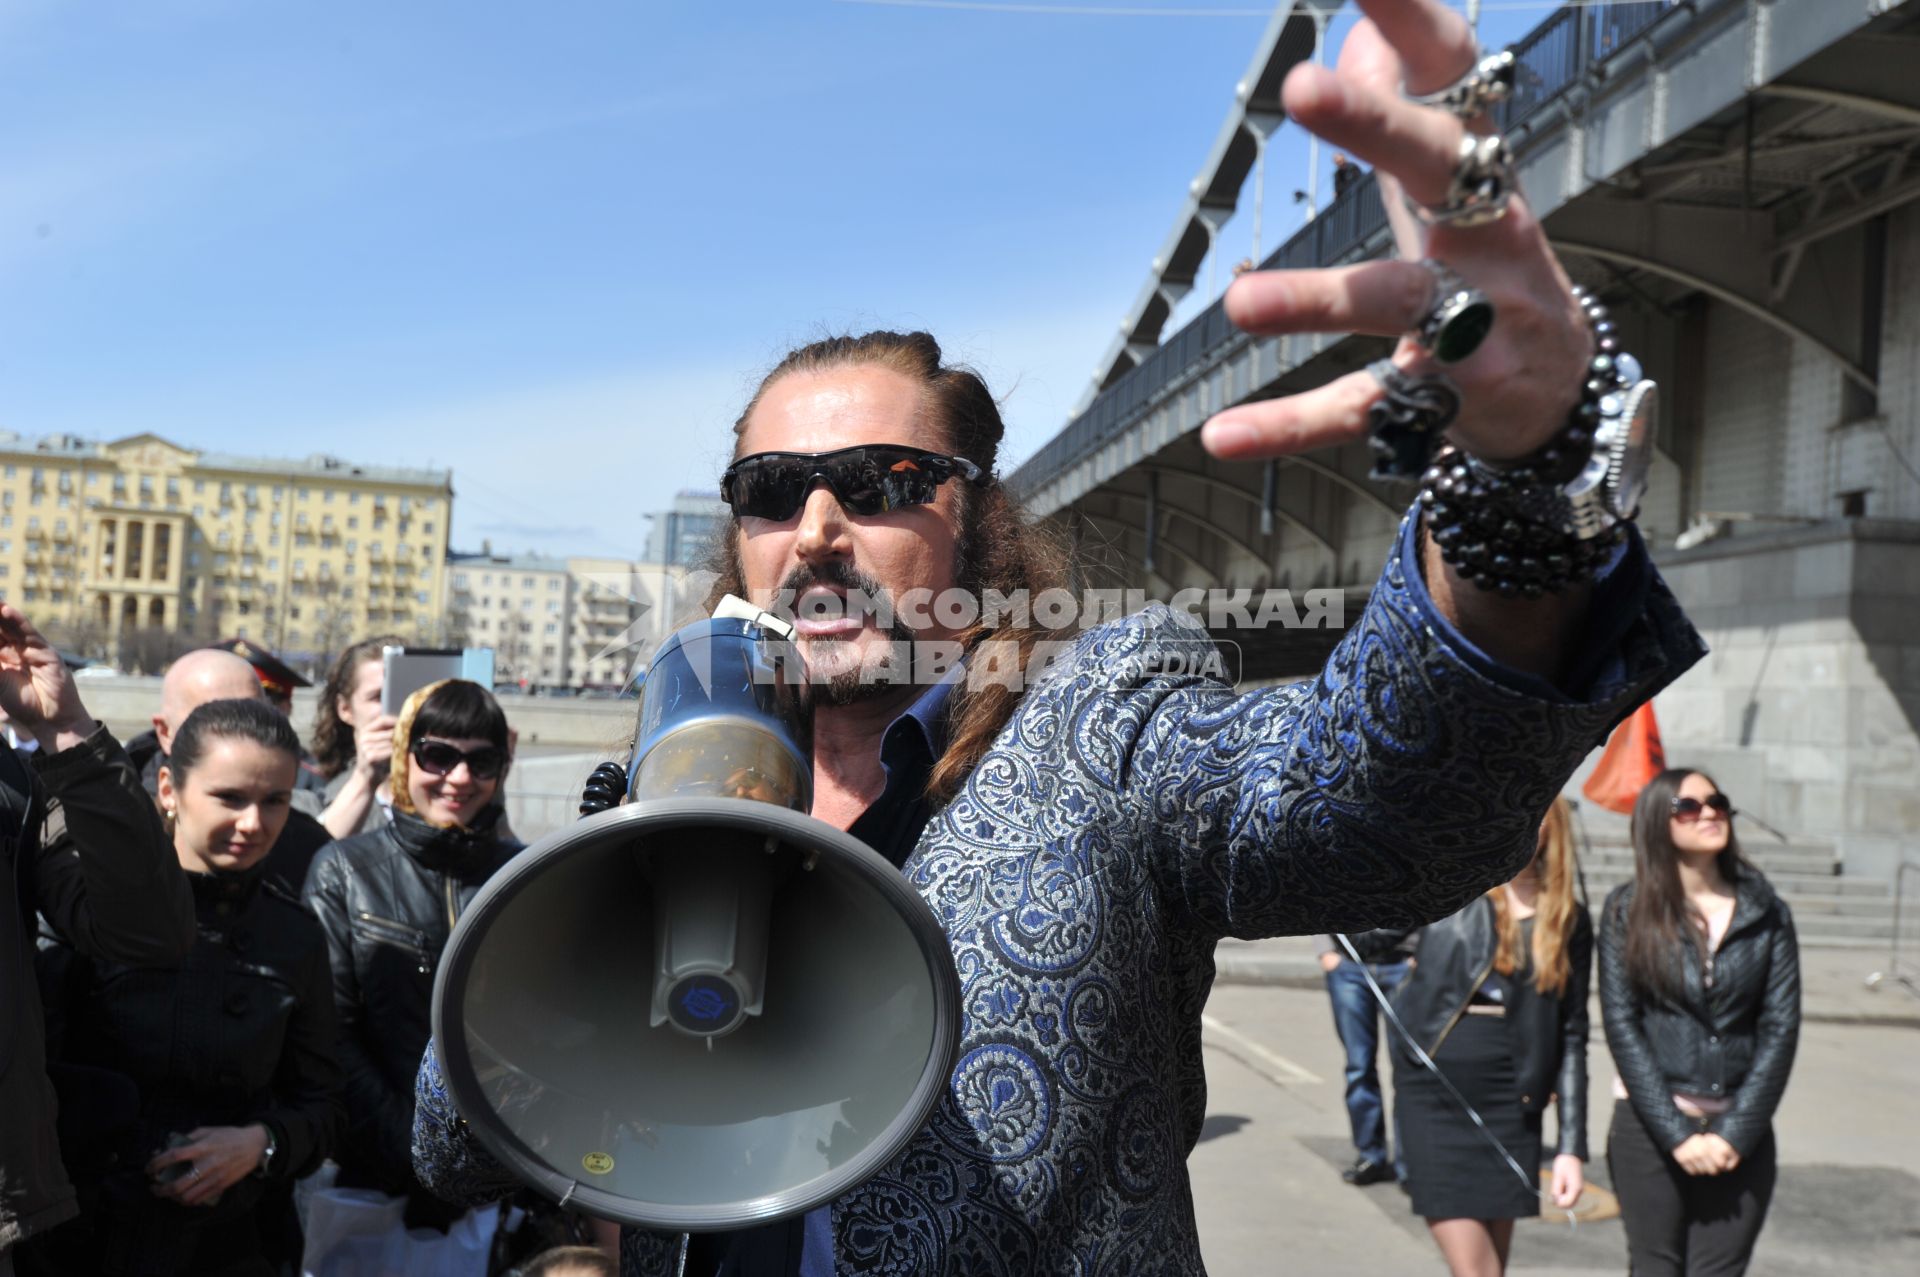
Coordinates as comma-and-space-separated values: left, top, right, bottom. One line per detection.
1393, 1012, 1543, 1220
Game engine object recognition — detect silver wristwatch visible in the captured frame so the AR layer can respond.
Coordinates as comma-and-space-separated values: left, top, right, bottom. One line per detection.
255, 1125, 279, 1180
1562, 376, 1657, 540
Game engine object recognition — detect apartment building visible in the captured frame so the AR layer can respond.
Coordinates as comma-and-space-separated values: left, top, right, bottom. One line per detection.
446, 548, 573, 687
0, 431, 451, 666
565, 557, 699, 690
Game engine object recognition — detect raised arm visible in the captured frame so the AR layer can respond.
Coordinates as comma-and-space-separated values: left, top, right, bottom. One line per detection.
1125, 516, 1699, 941
5, 600, 193, 966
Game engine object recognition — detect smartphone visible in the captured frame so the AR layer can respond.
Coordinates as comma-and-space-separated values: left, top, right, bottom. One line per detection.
381, 647, 497, 716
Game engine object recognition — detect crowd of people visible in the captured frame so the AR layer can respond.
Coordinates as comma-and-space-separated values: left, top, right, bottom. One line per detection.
0, 609, 608, 1276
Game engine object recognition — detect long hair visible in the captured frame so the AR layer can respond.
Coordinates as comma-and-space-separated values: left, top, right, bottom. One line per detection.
703, 331, 1075, 807
1488, 796, 1580, 994
311, 634, 403, 779
1621, 767, 1753, 1001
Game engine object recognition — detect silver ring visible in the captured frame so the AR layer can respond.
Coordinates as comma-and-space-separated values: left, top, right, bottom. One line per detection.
1413, 259, 1495, 365
1366, 359, 1461, 480
189, 1167, 200, 1180
1408, 50, 1517, 119
1410, 133, 1516, 229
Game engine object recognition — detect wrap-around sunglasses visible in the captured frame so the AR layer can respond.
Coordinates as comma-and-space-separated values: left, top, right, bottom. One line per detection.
720, 445, 986, 522
1670, 793, 1735, 822
411, 739, 507, 781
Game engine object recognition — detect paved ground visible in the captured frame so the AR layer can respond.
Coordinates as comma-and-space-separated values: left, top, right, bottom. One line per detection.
1191, 982, 1920, 1275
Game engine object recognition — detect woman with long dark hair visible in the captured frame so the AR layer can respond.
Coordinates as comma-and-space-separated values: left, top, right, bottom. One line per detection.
311, 634, 403, 840
25, 699, 341, 1277
1600, 768, 1800, 1276
1390, 797, 1591, 1277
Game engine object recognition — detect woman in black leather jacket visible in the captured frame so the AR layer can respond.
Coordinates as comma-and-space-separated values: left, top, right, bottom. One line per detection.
302, 678, 521, 1235
25, 699, 342, 1277
1600, 769, 1799, 1277
1389, 797, 1590, 1277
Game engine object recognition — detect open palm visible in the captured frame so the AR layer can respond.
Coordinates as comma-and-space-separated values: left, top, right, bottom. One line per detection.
0, 604, 88, 738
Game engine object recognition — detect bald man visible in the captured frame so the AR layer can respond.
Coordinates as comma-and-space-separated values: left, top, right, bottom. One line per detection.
124, 649, 334, 892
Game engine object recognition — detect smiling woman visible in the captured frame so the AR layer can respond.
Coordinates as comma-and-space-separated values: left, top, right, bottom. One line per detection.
300, 677, 531, 1263
21, 697, 343, 1277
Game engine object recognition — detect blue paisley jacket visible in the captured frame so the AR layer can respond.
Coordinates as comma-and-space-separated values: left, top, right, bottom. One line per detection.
414, 513, 1704, 1275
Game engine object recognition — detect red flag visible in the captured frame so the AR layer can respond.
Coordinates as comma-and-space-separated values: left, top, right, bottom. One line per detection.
1584, 700, 1666, 815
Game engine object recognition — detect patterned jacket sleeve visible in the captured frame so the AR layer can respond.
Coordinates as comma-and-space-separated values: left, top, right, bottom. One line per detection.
1125, 512, 1703, 940
411, 1036, 523, 1206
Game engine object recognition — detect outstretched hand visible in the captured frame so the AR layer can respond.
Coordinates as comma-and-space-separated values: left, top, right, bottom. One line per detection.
1201, 0, 1589, 467
0, 603, 96, 752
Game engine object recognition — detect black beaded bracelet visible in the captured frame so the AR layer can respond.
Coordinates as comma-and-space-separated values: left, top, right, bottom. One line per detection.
1417, 287, 1636, 598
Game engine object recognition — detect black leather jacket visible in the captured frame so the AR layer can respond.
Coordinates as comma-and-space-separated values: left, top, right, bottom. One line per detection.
35, 866, 341, 1276
1599, 874, 1799, 1157
1390, 894, 1593, 1159
302, 808, 519, 1197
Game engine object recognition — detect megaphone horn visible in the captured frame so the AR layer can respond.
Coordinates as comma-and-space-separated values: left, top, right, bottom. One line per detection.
431, 609, 962, 1233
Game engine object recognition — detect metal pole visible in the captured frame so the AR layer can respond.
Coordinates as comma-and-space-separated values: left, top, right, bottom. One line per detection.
1467, 0, 1480, 35
1304, 9, 1329, 224
1251, 130, 1267, 264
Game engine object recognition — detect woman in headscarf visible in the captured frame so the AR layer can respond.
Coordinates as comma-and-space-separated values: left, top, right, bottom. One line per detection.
302, 679, 520, 1242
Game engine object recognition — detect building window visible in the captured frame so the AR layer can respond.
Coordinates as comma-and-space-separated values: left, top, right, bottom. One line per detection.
350, 492, 361, 504
194, 479, 205, 494
347, 517, 358, 530
152, 525, 171, 582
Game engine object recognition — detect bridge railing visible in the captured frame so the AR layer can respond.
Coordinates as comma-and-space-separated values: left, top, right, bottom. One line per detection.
1012, 0, 1699, 498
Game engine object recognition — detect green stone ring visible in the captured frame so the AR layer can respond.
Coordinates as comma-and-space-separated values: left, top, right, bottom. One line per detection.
1415, 259, 1496, 365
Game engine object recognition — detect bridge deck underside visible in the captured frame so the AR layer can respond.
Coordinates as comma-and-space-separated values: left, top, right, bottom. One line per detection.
1016, 0, 1920, 660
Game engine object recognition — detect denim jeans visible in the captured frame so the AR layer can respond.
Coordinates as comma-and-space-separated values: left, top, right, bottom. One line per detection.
1325, 956, 1411, 1169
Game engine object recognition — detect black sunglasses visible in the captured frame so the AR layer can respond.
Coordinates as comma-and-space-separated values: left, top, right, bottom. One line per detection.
720, 445, 985, 522
1671, 793, 1734, 823
411, 739, 506, 781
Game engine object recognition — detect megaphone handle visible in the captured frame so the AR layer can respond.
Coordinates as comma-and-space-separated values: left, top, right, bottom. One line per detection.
674, 1233, 691, 1276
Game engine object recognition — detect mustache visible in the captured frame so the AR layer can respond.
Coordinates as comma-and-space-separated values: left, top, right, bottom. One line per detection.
775, 561, 913, 641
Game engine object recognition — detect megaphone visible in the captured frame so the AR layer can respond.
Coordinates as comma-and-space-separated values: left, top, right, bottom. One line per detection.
430, 609, 962, 1232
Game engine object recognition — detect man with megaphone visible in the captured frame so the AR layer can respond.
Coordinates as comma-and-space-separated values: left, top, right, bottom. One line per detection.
413, 3, 1706, 1272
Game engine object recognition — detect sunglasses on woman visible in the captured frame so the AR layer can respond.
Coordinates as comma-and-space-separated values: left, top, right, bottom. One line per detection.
719, 444, 986, 522
411, 739, 506, 781
1670, 793, 1735, 823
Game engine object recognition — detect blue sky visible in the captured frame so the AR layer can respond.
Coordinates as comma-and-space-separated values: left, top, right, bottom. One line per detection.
0, 0, 1544, 560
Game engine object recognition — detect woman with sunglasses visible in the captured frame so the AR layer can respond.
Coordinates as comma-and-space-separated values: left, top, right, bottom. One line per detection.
1600, 769, 1800, 1276
302, 679, 520, 1255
